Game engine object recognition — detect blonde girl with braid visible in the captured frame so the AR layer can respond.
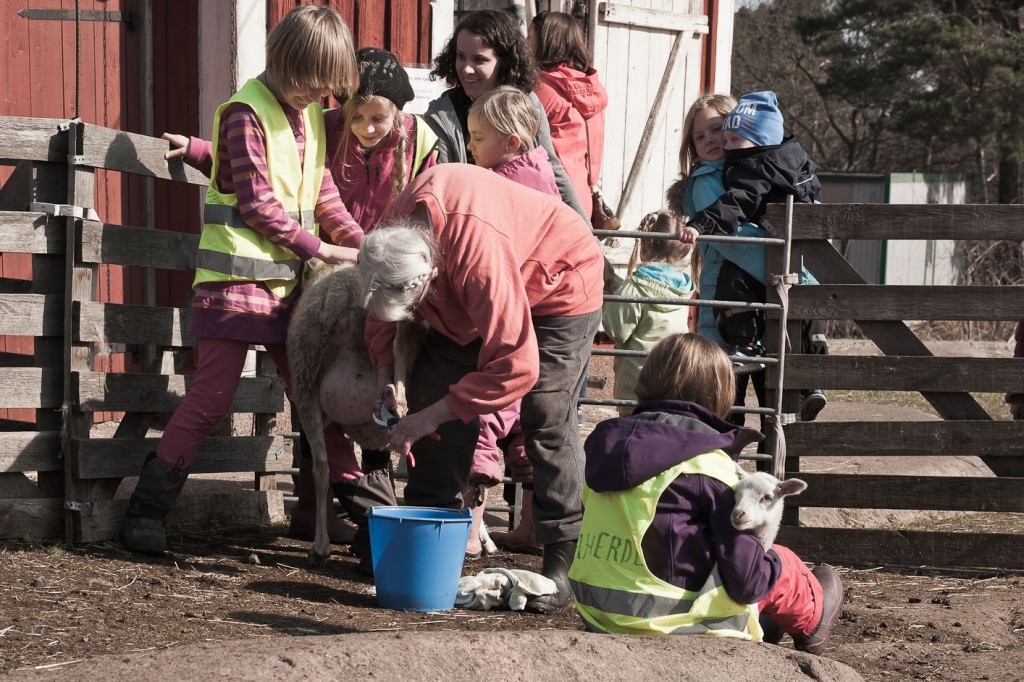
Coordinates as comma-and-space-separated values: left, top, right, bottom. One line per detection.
603, 210, 695, 414
328, 48, 439, 229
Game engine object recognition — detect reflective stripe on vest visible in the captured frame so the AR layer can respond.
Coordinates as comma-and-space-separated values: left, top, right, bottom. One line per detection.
193, 77, 324, 298
568, 449, 763, 639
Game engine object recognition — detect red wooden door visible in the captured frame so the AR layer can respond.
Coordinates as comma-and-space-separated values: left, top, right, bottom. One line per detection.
0, 0, 200, 424
268, 0, 433, 70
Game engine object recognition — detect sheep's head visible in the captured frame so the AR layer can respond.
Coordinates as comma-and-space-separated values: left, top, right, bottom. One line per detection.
730, 468, 807, 548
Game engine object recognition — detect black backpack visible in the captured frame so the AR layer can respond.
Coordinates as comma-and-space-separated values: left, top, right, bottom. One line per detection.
714, 259, 766, 347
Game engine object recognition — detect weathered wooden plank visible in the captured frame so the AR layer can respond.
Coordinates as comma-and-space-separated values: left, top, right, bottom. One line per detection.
765, 203, 1024, 241
0, 352, 35, 367
77, 490, 283, 543
74, 435, 291, 479
0, 294, 63, 336
0, 116, 67, 163
0, 431, 62, 473
800, 241, 993, 423
80, 220, 198, 270
788, 285, 1024, 321
0, 211, 64, 254
64, 121, 98, 543
80, 122, 208, 185
0, 277, 33, 294
76, 301, 195, 347
0, 368, 63, 408
786, 421, 1024, 458
599, 3, 708, 32
794, 474, 1024, 512
777, 526, 1024, 571
777, 355, 1024, 393
0, 472, 49, 499
73, 371, 284, 413
0, 497, 64, 540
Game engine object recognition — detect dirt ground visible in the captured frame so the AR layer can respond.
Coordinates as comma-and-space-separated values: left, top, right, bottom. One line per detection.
3, 340, 1024, 681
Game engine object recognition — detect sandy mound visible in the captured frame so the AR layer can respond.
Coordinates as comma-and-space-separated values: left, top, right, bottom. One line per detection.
8, 631, 863, 682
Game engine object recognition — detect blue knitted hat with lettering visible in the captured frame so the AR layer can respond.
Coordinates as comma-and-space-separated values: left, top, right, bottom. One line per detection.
722, 91, 784, 147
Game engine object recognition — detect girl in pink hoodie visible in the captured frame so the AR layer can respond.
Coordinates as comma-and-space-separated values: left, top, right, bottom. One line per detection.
460, 85, 560, 557
529, 12, 609, 220
467, 86, 560, 197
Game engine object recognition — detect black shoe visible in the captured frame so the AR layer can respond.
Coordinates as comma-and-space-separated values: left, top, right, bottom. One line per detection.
759, 613, 785, 645
799, 390, 827, 422
333, 470, 397, 576
525, 540, 576, 614
121, 454, 190, 554
793, 564, 844, 655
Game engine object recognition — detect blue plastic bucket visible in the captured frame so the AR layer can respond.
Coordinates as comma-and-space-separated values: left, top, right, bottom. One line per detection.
366, 506, 472, 612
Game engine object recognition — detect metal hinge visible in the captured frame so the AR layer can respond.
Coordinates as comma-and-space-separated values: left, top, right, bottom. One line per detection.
64, 500, 93, 514
31, 201, 101, 222
18, 9, 135, 30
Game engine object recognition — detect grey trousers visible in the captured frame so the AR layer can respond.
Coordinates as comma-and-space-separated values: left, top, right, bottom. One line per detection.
404, 310, 601, 544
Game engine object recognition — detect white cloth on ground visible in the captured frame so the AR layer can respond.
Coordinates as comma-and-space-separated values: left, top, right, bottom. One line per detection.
455, 567, 557, 611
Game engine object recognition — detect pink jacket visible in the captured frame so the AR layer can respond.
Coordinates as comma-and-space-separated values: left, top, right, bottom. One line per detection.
365, 165, 605, 422
325, 109, 438, 230
533, 65, 609, 219
492, 145, 560, 198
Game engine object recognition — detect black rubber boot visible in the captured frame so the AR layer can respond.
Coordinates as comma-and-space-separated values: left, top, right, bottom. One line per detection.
332, 469, 397, 575
525, 540, 577, 614
121, 453, 189, 554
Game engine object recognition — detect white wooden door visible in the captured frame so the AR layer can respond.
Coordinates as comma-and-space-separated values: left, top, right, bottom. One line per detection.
587, 0, 707, 263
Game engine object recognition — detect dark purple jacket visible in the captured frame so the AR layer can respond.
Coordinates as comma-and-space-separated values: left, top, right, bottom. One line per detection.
583, 399, 781, 604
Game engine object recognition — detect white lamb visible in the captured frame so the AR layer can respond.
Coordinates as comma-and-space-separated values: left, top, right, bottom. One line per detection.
730, 464, 807, 549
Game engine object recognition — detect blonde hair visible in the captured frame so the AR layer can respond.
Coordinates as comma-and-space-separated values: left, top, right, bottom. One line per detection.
357, 221, 438, 322
634, 333, 735, 419
626, 210, 692, 275
266, 6, 359, 102
679, 92, 737, 178
337, 95, 409, 198
469, 86, 539, 154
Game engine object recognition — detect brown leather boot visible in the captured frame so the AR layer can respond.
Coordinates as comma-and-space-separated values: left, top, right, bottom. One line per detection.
793, 564, 844, 655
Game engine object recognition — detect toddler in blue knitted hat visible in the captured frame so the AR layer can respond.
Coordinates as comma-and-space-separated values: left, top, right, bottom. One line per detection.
676, 90, 830, 423
679, 90, 819, 241
722, 91, 785, 148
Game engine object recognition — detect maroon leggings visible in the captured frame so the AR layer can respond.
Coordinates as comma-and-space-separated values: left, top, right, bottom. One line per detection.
155, 337, 360, 482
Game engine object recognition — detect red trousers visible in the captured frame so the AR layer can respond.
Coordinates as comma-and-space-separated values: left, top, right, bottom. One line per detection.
758, 544, 823, 636
155, 338, 361, 483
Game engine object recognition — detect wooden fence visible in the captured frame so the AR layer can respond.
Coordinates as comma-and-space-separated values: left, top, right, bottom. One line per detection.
3, 115, 1024, 572
765, 202, 1024, 571
0, 117, 290, 543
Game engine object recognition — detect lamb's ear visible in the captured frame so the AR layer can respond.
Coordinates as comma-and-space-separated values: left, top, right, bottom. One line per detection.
776, 478, 808, 497
735, 462, 750, 480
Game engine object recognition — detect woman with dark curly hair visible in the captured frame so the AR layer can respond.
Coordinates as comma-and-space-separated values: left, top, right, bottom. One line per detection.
424, 8, 587, 219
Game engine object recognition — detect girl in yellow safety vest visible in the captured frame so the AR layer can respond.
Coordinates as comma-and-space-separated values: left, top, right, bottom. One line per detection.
162, 46, 441, 557
122, 6, 365, 556
569, 333, 844, 654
